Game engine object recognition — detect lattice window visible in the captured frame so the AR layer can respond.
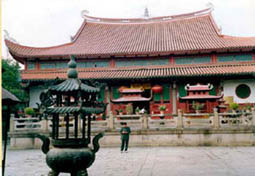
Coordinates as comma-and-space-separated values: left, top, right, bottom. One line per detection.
115, 59, 169, 67
175, 57, 211, 65
40, 62, 56, 69
77, 61, 110, 68
235, 54, 253, 61
193, 57, 211, 63
56, 62, 68, 69
218, 54, 252, 62
217, 55, 234, 62
175, 58, 193, 64
27, 62, 35, 70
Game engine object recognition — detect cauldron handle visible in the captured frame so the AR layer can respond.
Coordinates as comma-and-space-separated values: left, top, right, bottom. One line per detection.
36, 134, 50, 154
92, 132, 104, 153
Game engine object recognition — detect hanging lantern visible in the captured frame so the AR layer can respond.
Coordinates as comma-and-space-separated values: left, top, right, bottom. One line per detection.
152, 85, 163, 93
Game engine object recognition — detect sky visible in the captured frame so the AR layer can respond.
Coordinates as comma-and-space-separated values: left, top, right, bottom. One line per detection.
2, 0, 255, 59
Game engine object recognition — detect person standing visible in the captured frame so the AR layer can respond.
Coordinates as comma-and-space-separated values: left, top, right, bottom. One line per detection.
120, 122, 131, 152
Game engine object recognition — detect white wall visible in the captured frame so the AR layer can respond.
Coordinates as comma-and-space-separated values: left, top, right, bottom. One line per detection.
29, 86, 46, 108
223, 79, 255, 103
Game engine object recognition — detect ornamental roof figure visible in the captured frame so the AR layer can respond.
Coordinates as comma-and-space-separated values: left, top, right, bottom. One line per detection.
144, 7, 149, 18
5, 7, 255, 62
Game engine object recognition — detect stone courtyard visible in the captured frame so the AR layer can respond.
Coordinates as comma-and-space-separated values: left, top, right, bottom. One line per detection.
5, 146, 255, 176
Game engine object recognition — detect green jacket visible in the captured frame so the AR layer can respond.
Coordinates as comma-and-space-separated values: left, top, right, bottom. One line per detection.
120, 127, 131, 140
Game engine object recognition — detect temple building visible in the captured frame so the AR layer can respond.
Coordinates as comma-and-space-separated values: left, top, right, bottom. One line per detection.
5, 8, 255, 117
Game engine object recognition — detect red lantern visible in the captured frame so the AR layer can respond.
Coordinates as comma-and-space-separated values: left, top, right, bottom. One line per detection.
152, 85, 163, 93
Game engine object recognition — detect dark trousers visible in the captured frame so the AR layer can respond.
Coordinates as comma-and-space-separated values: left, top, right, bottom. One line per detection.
121, 138, 129, 151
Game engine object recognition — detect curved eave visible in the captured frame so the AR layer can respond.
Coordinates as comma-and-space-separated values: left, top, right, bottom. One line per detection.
6, 38, 255, 59
5, 39, 74, 63
49, 79, 99, 93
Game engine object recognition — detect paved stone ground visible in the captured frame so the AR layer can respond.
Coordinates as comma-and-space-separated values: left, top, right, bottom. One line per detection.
4, 147, 255, 176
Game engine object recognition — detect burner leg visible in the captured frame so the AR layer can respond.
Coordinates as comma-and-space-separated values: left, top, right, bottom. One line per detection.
48, 170, 59, 176
77, 170, 88, 176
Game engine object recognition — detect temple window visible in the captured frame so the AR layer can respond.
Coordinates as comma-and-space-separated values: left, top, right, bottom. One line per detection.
235, 84, 251, 99
40, 62, 69, 69
77, 61, 110, 68
40, 62, 56, 69
27, 61, 35, 70
217, 54, 252, 62
56, 62, 68, 69
175, 56, 211, 65
115, 59, 169, 67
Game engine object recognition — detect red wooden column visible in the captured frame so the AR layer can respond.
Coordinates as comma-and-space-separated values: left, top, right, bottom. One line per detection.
24, 60, 28, 70
36, 59, 40, 70
186, 100, 189, 113
172, 82, 177, 114
212, 54, 217, 63
206, 100, 210, 113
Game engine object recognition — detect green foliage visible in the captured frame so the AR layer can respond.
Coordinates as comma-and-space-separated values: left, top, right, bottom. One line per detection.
245, 104, 251, 110
229, 103, 239, 110
119, 109, 123, 113
2, 59, 28, 102
24, 107, 35, 116
135, 107, 140, 113
159, 105, 166, 111
192, 101, 205, 110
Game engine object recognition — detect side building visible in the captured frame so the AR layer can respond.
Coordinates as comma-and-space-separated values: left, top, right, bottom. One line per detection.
5, 8, 255, 118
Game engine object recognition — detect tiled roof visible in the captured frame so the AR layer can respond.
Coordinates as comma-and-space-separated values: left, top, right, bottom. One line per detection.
20, 63, 255, 81
49, 79, 99, 93
5, 8, 255, 61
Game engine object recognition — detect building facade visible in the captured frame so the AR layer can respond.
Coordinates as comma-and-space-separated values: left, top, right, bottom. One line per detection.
5, 8, 255, 117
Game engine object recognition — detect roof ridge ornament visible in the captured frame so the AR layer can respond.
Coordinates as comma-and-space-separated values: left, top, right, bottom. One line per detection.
144, 7, 150, 19
206, 2, 214, 11
4, 30, 19, 44
81, 9, 90, 18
